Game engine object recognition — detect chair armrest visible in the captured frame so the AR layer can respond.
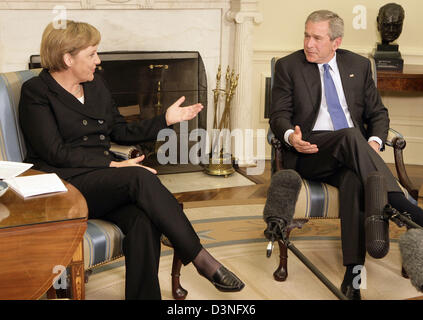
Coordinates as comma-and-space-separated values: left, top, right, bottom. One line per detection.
109, 143, 142, 160
386, 129, 418, 199
271, 136, 284, 172
385, 128, 404, 147
267, 128, 285, 174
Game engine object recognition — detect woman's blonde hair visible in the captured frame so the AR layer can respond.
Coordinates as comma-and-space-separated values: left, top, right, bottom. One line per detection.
40, 20, 101, 72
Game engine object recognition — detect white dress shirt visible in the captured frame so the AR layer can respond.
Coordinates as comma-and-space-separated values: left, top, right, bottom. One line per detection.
284, 53, 382, 148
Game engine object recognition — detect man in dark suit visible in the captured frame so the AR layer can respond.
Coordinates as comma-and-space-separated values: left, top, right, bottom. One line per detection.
270, 10, 423, 300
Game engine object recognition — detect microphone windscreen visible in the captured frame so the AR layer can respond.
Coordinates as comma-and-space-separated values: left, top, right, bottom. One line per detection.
365, 171, 390, 259
399, 228, 423, 292
263, 169, 302, 226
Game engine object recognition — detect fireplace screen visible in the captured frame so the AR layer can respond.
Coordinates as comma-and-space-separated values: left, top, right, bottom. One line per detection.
29, 51, 208, 173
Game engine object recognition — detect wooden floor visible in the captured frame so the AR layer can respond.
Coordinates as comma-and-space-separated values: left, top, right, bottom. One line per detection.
174, 161, 423, 208
173, 163, 271, 208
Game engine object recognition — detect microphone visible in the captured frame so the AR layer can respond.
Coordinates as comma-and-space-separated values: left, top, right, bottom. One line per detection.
364, 172, 390, 259
263, 169, 302, 256
399, 228, 423, 292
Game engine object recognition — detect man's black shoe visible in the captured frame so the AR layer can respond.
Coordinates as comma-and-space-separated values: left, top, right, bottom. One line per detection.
341, 282, 361, 300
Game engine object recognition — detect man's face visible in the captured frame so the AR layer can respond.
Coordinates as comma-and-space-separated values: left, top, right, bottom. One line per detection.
303, 20, 342, 64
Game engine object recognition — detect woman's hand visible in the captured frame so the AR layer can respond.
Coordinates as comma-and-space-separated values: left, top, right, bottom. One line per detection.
109, 155, 157, 174
165, 96, 204, 126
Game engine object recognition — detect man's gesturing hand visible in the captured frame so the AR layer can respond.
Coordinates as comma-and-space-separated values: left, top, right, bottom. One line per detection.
288, 125, 319, 154
368, 140, 381, 154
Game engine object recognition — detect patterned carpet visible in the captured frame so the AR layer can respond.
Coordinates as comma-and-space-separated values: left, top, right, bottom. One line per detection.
84, 204, 422, 300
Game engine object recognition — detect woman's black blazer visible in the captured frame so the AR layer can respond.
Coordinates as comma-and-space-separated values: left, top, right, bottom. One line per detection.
19, 69, 168, 180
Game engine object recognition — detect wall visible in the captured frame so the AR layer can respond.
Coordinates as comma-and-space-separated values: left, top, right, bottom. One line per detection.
252, 0, 423, 165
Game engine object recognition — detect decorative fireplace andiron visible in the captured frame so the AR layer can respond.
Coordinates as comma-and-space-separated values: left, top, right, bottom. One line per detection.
204, 65, 239, 177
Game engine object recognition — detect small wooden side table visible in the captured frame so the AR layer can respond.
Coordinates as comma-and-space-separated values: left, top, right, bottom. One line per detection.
0, 170, 88, 300
377, 65, 423, 92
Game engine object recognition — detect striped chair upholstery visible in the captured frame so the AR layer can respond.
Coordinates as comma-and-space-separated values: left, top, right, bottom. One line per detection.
84, 219, 125, 269
0, 69, 125, 270
0, 69, 41, 162
290, 176, 413, 220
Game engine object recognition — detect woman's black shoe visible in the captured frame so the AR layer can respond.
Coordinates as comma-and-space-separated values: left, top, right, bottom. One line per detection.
209, 266, 245, 292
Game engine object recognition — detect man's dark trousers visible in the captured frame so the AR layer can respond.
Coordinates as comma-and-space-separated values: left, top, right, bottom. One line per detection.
294, 128, 402, 266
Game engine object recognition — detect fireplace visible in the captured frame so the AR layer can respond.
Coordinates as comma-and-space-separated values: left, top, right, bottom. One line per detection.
29, 51, 208, 173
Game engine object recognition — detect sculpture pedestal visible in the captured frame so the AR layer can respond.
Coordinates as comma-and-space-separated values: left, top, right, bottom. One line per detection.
373, 43, 404, 72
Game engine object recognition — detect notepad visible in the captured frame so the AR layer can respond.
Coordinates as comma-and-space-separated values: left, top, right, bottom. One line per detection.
0, 161, 33, 180
5, 173, 68, 199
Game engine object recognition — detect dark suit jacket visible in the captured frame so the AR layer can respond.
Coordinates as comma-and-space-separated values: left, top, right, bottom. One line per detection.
19, 69, 168, 180
269, 49, 389, 169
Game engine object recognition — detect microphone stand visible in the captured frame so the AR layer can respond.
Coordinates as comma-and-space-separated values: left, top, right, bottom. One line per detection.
284, 240, 349, 300
265, 219, 349, 300
383, 205, 423, 230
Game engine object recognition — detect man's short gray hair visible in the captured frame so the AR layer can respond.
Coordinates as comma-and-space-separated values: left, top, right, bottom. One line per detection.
306, 10, 344, 40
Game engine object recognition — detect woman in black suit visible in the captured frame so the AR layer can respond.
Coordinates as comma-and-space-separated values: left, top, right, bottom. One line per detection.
19, 20, 244, 299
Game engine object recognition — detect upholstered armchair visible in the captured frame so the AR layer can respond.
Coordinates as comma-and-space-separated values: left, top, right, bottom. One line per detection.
267, 57, 418, 282
0, 69, 187, 300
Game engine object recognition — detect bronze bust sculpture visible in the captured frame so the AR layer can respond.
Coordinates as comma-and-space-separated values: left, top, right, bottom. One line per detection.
373, 3, 405, 71
377, 3, 405, 45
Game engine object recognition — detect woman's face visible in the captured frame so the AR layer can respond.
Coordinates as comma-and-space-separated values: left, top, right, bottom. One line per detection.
68, 45, 101, 82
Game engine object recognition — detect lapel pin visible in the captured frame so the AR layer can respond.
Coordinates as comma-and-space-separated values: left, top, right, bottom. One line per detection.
349, 74, 355, 78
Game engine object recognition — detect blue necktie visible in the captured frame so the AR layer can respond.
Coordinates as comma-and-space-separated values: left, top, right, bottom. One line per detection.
323, 64, 349, 130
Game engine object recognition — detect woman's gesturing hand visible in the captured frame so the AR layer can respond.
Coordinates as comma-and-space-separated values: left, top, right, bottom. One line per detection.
109, 155, 157, 174
165, 96, 204, 126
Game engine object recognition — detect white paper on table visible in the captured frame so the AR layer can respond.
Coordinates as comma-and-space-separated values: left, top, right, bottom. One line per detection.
0, 161, 33, 179
5, 173, 68, 199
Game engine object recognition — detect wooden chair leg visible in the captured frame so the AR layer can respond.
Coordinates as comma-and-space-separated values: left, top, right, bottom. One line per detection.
85, 270, 92, 284
274, 238, 289, 282
171, 253, 188, 300
272, 219, 309, 282
169, 202, 188, 300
